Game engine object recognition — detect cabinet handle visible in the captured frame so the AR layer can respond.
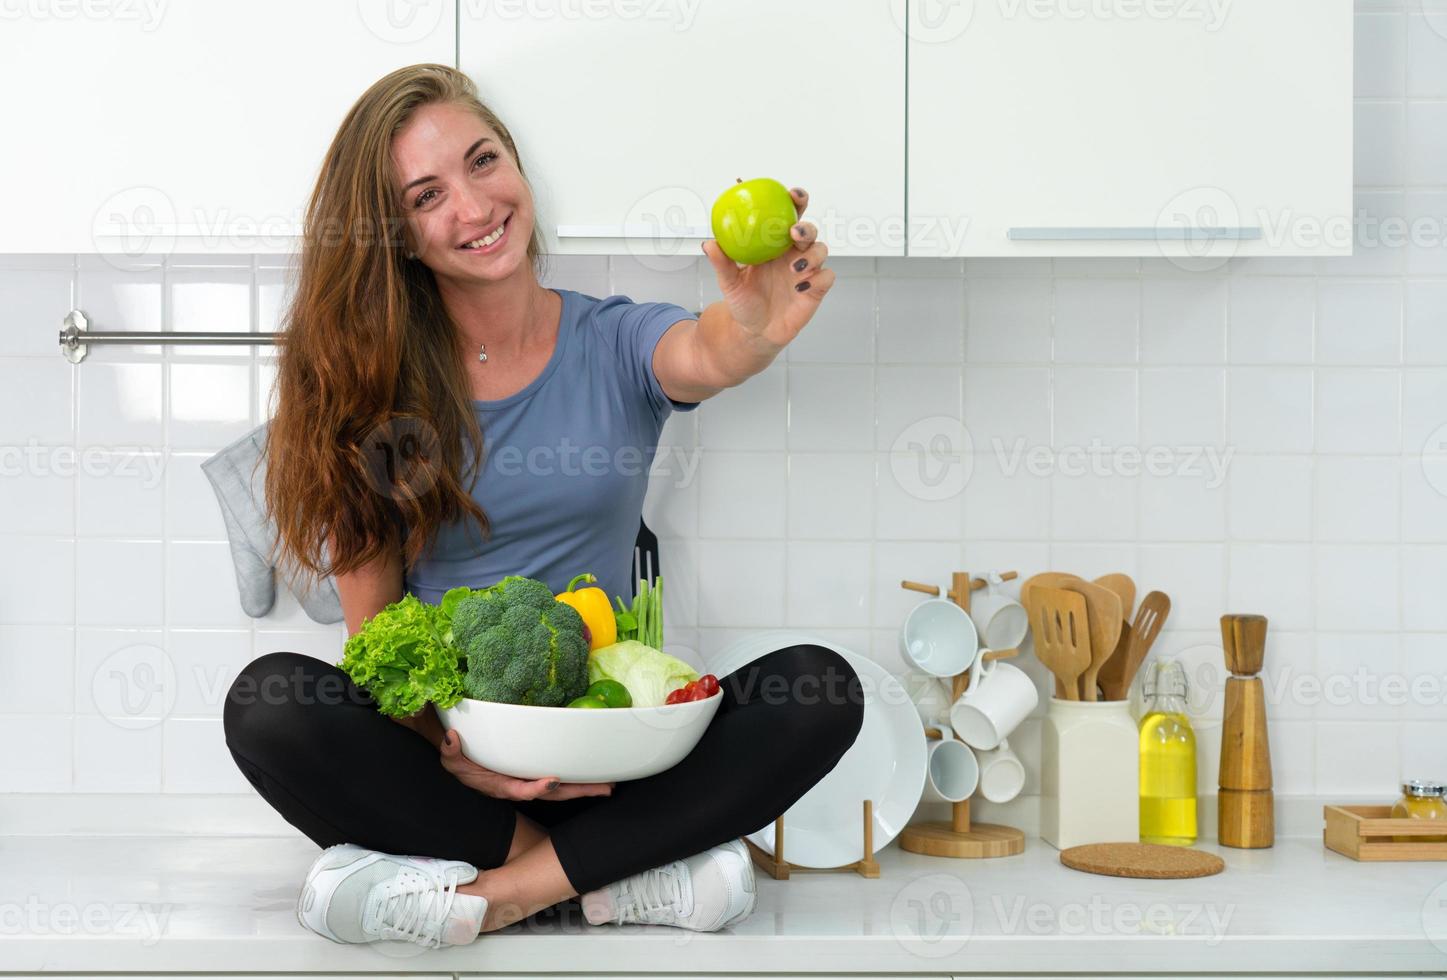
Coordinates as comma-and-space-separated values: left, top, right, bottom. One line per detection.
1007, 227, 1262, 241
556, 224, 711, 239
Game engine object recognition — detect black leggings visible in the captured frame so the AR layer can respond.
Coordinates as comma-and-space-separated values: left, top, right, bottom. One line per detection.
222, 643, 864, 895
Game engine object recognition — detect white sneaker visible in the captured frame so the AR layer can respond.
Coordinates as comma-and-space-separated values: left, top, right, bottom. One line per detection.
296, 843, 489, 948
581, 837, 757, 932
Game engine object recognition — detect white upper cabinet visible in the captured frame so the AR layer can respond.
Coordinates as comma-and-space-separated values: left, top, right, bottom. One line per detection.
2, 1, 456, 254
459, 1, 907, 258
907, 0, 1353, 258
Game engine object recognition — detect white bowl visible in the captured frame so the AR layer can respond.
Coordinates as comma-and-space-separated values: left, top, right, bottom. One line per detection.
437, 691, 722, 783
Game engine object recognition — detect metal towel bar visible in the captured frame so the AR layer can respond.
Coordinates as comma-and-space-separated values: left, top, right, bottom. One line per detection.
59, 311, 280, 364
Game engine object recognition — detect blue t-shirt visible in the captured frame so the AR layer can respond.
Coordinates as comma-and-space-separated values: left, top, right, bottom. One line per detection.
403, 288, 700, 606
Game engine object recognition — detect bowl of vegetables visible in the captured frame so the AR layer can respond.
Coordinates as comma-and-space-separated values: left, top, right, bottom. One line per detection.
339, 571, 722, 783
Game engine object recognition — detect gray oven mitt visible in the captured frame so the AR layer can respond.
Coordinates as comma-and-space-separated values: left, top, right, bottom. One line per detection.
200, 422, 343, 624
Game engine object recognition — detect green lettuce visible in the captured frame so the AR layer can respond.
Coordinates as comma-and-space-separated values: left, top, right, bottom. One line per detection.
339, 593, 464, 718
587, 640, 699, 708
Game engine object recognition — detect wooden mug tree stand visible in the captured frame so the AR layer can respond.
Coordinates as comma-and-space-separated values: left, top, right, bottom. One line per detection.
896, 570, 1027, 859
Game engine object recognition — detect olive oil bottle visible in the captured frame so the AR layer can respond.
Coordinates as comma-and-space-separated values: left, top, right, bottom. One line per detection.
1139, 660, 1197, 845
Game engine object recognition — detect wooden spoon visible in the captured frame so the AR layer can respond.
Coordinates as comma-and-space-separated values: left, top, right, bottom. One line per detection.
1104, 590, 1171, 700
1063, 578, 1122, 702
1093, 572, 1136, 623
1032, 586, 1091, 701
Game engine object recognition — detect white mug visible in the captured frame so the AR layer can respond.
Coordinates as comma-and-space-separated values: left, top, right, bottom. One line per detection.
899, 597, 979, 678
948, 654, 1039, 750
921, 723, 979, 804
976, 737, 1025, 803
969, 570, 1030, 651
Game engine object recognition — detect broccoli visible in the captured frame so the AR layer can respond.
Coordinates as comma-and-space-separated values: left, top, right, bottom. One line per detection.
453, 575, 590, 707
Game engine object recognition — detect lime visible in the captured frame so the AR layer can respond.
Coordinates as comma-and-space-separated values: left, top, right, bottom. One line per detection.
567, 694, 609, 709
585, 679, 632, 708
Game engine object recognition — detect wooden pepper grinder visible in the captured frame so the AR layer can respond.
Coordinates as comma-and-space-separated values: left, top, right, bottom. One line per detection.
1218, 613, 1273, 848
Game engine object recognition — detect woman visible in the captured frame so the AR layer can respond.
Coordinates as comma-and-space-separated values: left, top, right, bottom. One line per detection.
222, 63, 864, 950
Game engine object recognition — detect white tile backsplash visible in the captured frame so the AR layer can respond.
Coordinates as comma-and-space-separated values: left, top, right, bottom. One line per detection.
1, 15, 1444, 802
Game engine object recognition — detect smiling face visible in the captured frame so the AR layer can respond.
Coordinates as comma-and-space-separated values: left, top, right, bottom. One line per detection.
391, 101, 534, 285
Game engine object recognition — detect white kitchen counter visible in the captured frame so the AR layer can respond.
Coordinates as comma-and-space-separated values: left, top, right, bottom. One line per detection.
1, 832, 1443, 974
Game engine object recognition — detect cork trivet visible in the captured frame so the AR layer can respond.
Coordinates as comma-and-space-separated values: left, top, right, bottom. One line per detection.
1059, 842, 1225, 879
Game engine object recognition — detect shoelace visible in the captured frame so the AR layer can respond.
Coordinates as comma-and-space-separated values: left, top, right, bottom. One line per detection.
616, 861, 690, 925
368, 865, 462, 948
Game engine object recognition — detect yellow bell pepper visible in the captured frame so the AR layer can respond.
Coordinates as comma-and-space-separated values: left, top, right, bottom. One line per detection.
557, 573, 616, 652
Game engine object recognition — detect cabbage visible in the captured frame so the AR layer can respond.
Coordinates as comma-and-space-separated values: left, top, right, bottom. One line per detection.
587, 640, 700, 708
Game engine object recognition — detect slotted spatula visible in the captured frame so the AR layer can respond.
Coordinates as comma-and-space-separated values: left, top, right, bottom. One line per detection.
1022, 571, 1090, 698
1100, 590, 1171, 700
1032, 586, 1091, 701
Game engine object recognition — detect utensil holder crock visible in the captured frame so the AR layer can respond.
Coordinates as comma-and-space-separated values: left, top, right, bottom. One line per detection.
1040, 697, 1139, 849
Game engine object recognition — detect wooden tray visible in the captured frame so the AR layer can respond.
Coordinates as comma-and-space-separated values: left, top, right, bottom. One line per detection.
1323, 804, 1447, 861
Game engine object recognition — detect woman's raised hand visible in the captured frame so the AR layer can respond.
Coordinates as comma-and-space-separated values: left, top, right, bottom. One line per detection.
701, 185, 834, 352
439, 729, 615, 801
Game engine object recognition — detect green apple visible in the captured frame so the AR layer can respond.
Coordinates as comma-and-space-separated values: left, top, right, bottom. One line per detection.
710, 177, 798, 265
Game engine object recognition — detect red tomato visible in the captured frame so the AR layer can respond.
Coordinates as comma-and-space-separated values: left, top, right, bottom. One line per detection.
686, 685, 709, 701
698, 674, 719, 696
665, 687, 688, 705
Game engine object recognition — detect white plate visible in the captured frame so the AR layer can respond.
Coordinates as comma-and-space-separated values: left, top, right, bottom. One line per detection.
707, 630, 926, 869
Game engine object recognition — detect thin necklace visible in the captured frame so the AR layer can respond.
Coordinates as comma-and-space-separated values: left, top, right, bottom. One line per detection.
478, 343, 488, 363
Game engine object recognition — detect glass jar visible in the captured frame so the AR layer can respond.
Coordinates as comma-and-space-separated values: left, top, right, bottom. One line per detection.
1392, 780, 1447, 843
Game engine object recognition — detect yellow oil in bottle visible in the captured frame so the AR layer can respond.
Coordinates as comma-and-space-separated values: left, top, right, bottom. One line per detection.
1138, 660, 1197, 846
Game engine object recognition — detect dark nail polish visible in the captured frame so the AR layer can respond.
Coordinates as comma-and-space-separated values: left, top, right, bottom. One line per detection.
442, 733, 451, 747
546, 779, 560, 790
791, 187, 804, 197
795, 281, 811, 293
793, 257, 807, 272
793, 224, 805, 236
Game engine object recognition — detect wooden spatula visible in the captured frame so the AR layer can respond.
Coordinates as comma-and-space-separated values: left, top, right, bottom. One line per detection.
1063, 578, 1122, 702
1032, 586, 1091, 701
1102, 590, 1171, 700
1022, 572, 1087, 698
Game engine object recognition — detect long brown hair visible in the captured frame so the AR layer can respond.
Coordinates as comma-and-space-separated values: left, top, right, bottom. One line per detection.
263, 63, 547, 596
